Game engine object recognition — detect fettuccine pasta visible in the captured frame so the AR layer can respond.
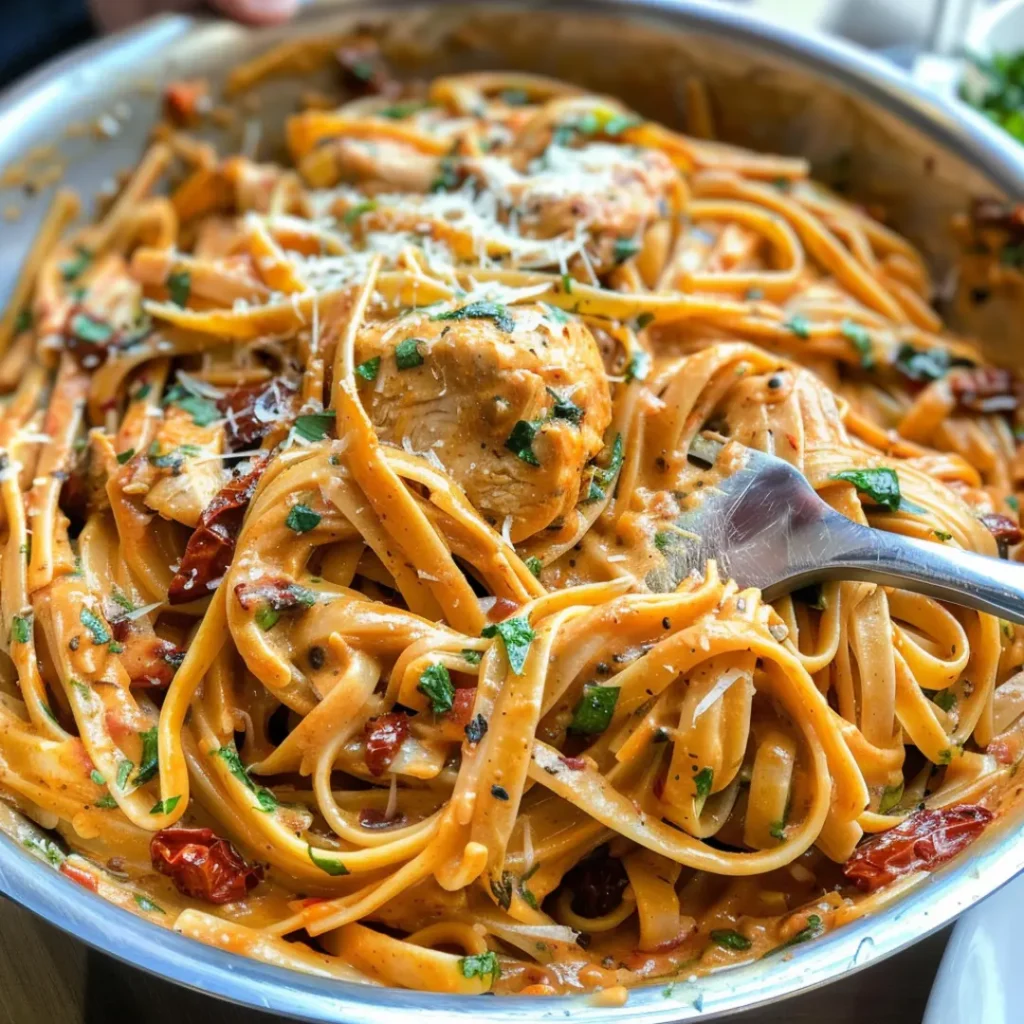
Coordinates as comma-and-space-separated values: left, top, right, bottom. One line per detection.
1, 41, 1023, 1000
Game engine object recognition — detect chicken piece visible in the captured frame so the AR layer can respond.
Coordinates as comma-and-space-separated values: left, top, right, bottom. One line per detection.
120, 406, 226, 529
471, 142, 678, 274
353, 301, 612, 541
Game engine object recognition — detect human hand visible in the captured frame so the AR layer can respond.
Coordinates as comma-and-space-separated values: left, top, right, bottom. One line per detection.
90, 0, 299, 32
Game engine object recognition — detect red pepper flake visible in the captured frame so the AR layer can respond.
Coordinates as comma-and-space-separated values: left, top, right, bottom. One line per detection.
363, 712, 409, 777
60, 861, 99, 892
560, 754, 588, 772
151, 827, 262, 904
980, 513, 1022, 546
217, 377, 299, 452
234, 576, 315, 612
843, 804, 993, 893
168, 457, 267, 604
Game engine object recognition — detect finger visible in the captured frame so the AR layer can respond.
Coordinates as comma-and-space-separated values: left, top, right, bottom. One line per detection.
211, 0, 299, 25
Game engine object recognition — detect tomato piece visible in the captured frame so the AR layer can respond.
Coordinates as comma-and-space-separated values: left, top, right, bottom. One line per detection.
217, 377, 299, 452
487, 597, 521, 623
843, 804, 993, 893
233, 576, 314, 612
168, 457, 267, 604
151, 827, 262, 904
363, 712, 409, 776
163, 79, 209, 125
979, 513, 1022, 546
949, 367, 1018, 414
560, 754, 588, 772
60, 861, 98, 892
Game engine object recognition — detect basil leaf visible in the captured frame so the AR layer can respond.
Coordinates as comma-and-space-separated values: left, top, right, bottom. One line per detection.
710, 929, 751, 951
134, 727, 160, 785
418, 663, 454, 714
166, 270, 191, 308
829, 467, 902, 512
586, 433, 625, 502
292, 411, 335, 443
11, 614, 31, 644
355, 356, 381, 381
432, 300, 515, 333
216, 745, 278, 811
116, 759, 134, 791
693, 766, 714, 805
308, 844, 348, 875
569, 683, 620, 734
115, 448, 135, 464
481, 616, 535, 674
547, 388, 584, 425
505, 420, 542, 466
490, 870, 514, 910
80, 608, 111, 645
285, 504, 321, 534
395, 337, 425, 370
164, 385, 219, 427
459, 951, 501, 981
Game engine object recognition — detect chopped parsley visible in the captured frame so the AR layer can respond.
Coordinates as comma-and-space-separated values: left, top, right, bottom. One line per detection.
933, 690, 957, 713
635, 311, 655, 330
561, 272, 574, 294
490, 870, 514, 910
460, 648, 483, 665
11, 614, 31, 644
841, 319, 874, 369
481, 616, 535, 674
70, 312, 114, 345
418, 662, 454, 714
693, 766, 714, 806
547, 388, 584, 425
894, 343, 950, 383
216, 745, 278, 812
934, 529, 953, 542
80, 607, 111, 645
163, 383, 220, 427
23, 834, 66, 867
94, 794, 118, 809
355, 356, 381, 381
784, 314, 811, 339
459, 951, 501, 982
166, 270, 191, 307
544, 302, 570, 324
344, 199, 378, 223
431, 300, 515, 333
586, 433, 625, 502
150, 795, 181, 815
776, 914, 823, 952
710, 929, 752, 951
90, 770, 106, 786
569, 683, 620, 734
394, 337, 425, 370
626, 350, 651, 382
878, 782, 904, 814
115, 448, 135, 464
255, 606, 280, 631
308, 844, 348, 875
116, 759, 134, 790
292, 411, 335, 443
285, 504, 321, 534
14, 308, 32, 333
613, 237, 641, 263
525, 556, 543, 578
134, 727, 160, 785
505, 419, 542, 466
654, 530, 675, 552
134, 894, 165, 914
60, 247, 93, 282
147, 442, 201, 471
769, 820, 786, 840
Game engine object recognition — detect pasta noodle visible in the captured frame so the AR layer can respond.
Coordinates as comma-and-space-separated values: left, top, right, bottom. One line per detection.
2, 46, 1023, 1000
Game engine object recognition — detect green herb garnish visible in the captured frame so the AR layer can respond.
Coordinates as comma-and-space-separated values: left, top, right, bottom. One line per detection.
841, 320, 874, 369
481, 616, 535, 674
395, 337, 425, 370
308, 845, 348, 875
135, 894, 166, 914
505, 419, 542, 466
134, 727, 160, 785
693, 766, 714, 807
166, 270, 191, 307
547, 388, 584, 425
418, 663, 454, 714
292, 411, 335, 443
116, 448, 135, 464
784, 314, 811, 339
525, 556, 543, 578
459, 951, 501, 982
878, 782, 904, 814
431, 300, 515, 333
829, 467, 902, 513
710, 929, 752, 951
80, 608, 111, 645
11, 614, 31, 644
344, 200, 378, 224
216, 745, 278, 812
613, 237, 641, 263
355, 356, 381, 381
569, 683, 620, 734
150, 796, 181, 815
285, 504, 321, 534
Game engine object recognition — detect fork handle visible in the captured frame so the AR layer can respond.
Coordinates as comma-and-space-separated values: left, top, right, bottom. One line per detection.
763, 512, 1024, 626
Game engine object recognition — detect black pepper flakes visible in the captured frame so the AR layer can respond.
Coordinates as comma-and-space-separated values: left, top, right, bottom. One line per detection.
491, 784, 509, 800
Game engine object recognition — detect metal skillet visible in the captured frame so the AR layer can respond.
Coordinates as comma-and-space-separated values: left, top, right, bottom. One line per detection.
1, 1, 1024, 1022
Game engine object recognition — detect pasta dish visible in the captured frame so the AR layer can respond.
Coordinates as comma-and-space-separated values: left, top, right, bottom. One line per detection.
2, 39, 1023, 1000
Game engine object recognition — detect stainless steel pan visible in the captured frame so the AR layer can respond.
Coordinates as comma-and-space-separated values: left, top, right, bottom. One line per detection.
1, 2, 1023, 1020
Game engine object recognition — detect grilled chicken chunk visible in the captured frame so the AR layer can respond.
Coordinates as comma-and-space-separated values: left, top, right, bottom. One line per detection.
354, 301, 612, 541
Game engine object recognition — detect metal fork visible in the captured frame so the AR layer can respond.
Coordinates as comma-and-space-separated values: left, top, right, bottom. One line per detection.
648, 434, 1024, 626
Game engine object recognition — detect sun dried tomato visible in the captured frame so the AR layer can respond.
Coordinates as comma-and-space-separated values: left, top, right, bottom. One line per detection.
363, 712, 409, 776
163, 79, 209, 125
168, 457, 267, 604
110, 623, 184, 688
444, 687, 477, 729
217, 377, 299, 452
979, 513, 1022, 547
843, 804, 993, 893
358, 808, 408, 830
559, 754, 587, 771
561, 847, 630, 918
60, 861, 98, 892
948, 367, 1019, 415
151, 827, 262, 904
970, 198, 1024, 241
487, 596, 522, 623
